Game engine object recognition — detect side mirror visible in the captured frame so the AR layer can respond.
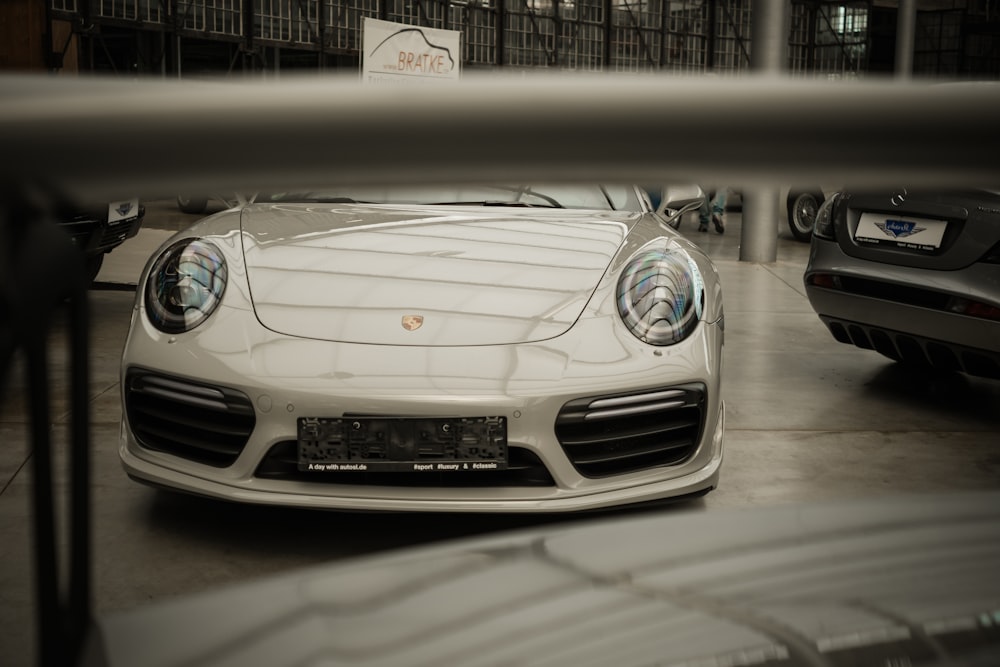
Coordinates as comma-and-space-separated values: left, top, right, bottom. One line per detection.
659, 184, 705, 217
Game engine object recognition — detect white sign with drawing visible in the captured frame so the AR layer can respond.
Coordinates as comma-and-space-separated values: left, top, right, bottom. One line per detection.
362, 18, 461, 85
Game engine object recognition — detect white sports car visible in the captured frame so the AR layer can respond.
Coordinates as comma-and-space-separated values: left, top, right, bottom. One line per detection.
120, 184, 725, 512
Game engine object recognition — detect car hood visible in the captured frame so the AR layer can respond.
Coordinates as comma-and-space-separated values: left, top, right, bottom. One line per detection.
240, 203, 638, 346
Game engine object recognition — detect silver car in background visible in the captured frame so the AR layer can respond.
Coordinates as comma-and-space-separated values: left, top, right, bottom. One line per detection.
804, 188, 1000, 379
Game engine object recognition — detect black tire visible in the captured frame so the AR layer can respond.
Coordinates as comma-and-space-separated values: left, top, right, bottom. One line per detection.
176, 195, 208, 214
786, 190, 822, 242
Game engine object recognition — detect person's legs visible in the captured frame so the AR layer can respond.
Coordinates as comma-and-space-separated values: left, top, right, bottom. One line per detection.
697, 192, 711, 232
711, 187, 727, 233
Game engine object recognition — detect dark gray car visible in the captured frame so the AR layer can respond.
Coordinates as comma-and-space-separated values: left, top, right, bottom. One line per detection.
804, 188, 1000, 380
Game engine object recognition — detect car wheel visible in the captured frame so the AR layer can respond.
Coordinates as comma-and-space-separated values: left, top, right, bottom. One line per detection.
85, 252, 104, 285
786, 191, 822, 242
176, 195, 208, 214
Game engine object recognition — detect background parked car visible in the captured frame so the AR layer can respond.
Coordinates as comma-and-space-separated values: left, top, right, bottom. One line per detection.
783, 187, 827, 241
649, 186, 829, 241
57, 197, 145, 284
804, 187, 1000, 379
724, 186, 829, 242
175, 192, 247, 214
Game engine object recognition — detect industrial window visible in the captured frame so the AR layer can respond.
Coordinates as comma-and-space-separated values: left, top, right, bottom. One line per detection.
325, 0, 380, 53
505, 0, 556, 68
173, 0, 243, 36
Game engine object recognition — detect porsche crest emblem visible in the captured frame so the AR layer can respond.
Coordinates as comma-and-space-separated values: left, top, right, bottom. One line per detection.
402, 315, 424, 331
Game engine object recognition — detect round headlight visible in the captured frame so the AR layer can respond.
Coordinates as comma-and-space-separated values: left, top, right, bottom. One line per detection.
145, 239, 227, 333
617, 247, 703, 346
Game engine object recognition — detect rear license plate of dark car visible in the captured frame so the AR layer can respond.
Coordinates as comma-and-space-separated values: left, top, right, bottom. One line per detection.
854, 213, 947, 252
297, 416, 508, 472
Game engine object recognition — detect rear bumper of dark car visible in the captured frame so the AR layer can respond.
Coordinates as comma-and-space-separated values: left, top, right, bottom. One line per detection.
805, 238, 1000, 378
816, 313, 1000, 379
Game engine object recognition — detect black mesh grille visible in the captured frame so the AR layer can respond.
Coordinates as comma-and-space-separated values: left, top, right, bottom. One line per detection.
820, 317, 1000, 380
96, 216, 142, 250
125, 369, 256, 466
255, 441, 555, 487
555, 384, 705, 478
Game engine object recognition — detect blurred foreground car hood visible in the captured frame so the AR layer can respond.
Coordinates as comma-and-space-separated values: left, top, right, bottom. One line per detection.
89, 491, 1000, 667
240, 203, 638, 346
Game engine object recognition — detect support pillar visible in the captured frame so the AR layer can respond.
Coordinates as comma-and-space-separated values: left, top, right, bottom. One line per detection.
895, 0, 916, 78
740, 0, 789, 263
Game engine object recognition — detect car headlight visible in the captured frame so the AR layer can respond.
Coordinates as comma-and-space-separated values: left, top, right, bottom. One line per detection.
813, 192, 841, 241
145, 239, 227, 333
617, 246, 704, 346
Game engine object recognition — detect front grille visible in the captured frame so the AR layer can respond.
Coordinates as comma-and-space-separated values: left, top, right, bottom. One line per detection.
95, 216, 142, 251
125, 369, 256, 466
58, 216, 99, 248
555, 384, 705, 478
255, 441, 555, 487
57, 205, 144, 253
822, 317, 1000, 380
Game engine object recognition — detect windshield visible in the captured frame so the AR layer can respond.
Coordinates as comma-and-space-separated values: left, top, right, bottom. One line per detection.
259, 184, 645, 211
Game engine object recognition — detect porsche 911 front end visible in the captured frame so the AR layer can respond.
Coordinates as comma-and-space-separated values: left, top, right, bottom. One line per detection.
119, 185, 724, 512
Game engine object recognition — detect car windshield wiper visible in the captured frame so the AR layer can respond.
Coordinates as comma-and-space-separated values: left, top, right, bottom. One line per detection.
430, 200, 563, 208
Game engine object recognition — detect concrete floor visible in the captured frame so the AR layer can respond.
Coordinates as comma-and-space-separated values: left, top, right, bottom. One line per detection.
2, 201, 999, 667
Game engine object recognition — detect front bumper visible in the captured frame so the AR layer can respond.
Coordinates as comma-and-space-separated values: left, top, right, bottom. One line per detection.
120, 404, 722, 513
120, 313, 725, 512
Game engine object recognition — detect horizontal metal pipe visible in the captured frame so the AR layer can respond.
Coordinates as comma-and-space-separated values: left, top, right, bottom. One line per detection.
1, 73, 997, 200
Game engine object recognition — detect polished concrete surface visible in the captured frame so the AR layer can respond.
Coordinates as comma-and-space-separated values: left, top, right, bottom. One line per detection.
2, 202, 999, 667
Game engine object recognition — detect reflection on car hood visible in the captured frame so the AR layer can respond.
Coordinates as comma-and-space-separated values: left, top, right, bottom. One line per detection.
240, 203, 637, 346
93, 491, 1000, 667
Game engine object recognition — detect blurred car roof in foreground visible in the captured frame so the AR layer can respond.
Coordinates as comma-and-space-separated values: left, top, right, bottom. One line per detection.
88, 491, 1000, 667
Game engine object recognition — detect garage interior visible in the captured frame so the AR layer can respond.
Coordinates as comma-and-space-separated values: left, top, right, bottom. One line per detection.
2, 2, 1000, 667
2, 197, 998, 666
1, 0, 996, 78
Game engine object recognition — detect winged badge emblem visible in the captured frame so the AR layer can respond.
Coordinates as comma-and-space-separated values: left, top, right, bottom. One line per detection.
874, 219, 925, 239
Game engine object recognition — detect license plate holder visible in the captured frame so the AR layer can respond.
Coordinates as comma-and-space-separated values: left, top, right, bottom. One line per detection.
107, 198, 140, 224
297, 416, 508, 472
854, 212, 947, 252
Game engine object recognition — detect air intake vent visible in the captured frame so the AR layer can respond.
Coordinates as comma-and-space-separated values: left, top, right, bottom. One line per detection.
124, 369, 255, 466
555, 384, 705, 478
